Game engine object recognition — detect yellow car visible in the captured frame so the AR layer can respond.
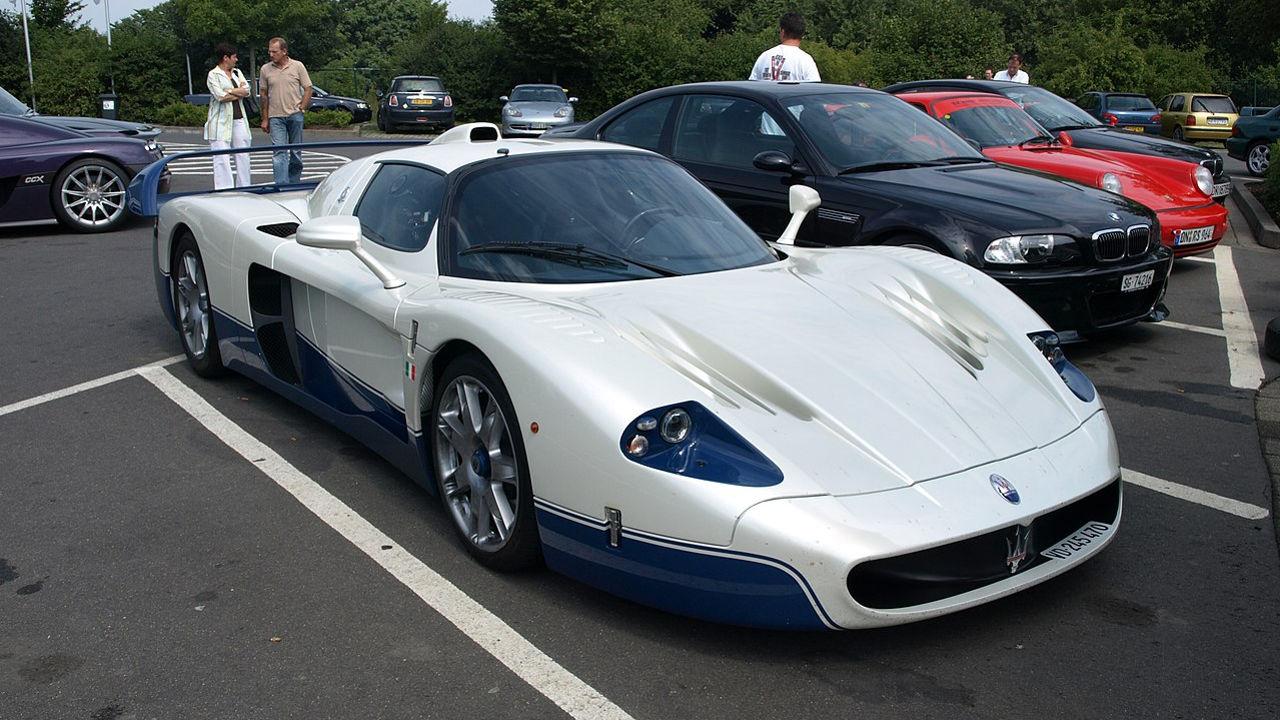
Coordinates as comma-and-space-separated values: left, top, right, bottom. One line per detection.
1157, 92, 1238, 142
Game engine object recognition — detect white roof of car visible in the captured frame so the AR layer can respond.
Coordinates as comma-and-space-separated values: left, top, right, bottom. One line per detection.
365, 123, 646, 173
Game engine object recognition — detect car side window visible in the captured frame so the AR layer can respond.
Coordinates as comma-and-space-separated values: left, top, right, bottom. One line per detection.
600, 97, 674, 151
669, 96, 796, 169
354, 163, 446, 252
1170, 95, 1185, 112
1077, 94, 1096, 110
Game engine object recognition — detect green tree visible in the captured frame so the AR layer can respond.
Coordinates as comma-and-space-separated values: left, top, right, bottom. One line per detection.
866, 0, 1007, 84
492, 0, 620, 84
395, 15, 509, 124
173, 0, 344, 81
110, 4, 188, 120
30, 0, 86, 31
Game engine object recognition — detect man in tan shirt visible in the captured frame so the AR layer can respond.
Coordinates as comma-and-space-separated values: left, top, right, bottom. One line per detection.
259, 36, 312, 184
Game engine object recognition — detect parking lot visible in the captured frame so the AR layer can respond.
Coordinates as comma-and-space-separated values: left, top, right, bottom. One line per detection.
1, 132, 1278, 719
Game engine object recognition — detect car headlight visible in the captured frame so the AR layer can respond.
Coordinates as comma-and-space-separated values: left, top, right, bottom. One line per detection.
1193, 165, 1214, 196
356, 102, 367, 108
1028, 331, 1096, 402
620, 402, 782, 486
984, 234, 1066, 264
554, 106, 571, 118
1100, 172, 1123, 194
506, 107, 522, 117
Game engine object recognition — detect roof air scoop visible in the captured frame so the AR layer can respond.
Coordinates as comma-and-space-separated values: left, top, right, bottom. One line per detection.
431, 122, 501, 144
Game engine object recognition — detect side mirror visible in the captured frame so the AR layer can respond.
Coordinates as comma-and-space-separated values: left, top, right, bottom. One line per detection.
569, 97, 579, 103
296, 216, 405, 289
753, 150, 796, 173
376, 91, 384, 99
1057, 131, 1074, 146
499, 96, 509, 102
776, 185, 821, 246
965, 138, 983, 153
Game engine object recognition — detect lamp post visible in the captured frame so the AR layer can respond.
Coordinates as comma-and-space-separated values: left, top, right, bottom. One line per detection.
92, 0, 115, 93
10, 0, 36, 110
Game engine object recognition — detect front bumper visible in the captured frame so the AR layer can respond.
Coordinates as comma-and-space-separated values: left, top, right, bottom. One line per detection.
1157, 202, 1229, 257
986, 248, 1174, 334
501, 117, 574, 137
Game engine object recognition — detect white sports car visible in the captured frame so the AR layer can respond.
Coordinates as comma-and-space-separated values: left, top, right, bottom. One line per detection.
128, 124, 1122, 630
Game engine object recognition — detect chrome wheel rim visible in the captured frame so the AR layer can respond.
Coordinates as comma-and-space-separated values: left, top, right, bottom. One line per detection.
1249, 144, 1270, 175
434, 375, 520, 551
175, 250, 210, 358
61, 164, 125, 227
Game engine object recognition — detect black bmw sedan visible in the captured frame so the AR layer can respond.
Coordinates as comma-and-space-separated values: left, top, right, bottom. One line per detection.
884, 79, 1231, 201
552, 81, 1172, 337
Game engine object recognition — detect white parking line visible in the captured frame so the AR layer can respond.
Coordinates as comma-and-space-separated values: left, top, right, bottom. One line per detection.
135, 365, 633, 720
1215, 245, 1266, 390
1122, 468, 1269, 520
1158, 320, 1227, 338
0, 355, 183, 418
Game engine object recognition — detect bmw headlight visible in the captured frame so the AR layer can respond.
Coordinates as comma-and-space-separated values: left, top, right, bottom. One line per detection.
1028, 331, 1096, 402
1100, 172, 1123, 194
984, 234, 1065, 264
620, 402, 782, 486
506, 107, 522, 117
1193, 165, 1214, 197
554, 106, 571, 118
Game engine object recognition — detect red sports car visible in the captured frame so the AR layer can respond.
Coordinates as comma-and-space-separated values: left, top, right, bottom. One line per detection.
895, 92, 1227, 257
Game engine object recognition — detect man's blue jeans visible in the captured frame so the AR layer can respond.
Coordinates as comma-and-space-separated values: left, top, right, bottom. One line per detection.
268, 112, 305, 184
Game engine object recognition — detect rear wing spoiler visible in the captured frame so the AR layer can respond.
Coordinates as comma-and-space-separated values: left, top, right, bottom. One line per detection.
125, 139, 430, 218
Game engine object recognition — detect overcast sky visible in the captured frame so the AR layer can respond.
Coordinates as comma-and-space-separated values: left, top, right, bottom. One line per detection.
70, 0, 495, 33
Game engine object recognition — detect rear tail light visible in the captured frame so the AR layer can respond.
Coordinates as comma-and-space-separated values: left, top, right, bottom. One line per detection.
1101, 112, 1118, 126
1186, 115, 1195, 125
389, 94, 399, 107
1151, 113, 1160, 123
1232, 125, 1241, 137
444, 95, 453, 107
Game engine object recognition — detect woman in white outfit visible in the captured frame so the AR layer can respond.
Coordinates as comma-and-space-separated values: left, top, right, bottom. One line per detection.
205, 43, 253, 189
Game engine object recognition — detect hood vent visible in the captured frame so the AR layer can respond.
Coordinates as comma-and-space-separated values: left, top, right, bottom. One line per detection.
871, 279, 988, 377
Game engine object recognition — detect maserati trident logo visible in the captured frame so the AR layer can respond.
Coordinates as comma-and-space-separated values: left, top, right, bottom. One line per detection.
1006, 525, 1033, 574
990, 474, 1020, 504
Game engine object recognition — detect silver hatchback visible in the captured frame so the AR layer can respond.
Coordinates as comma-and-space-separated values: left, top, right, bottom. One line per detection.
499, 84, 577, 137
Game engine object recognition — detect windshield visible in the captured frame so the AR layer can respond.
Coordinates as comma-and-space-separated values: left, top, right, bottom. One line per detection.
510, 86, 567, 103
446, 152, 777, 283
1108, 95, 1156, 111
0, 85, 32, 115
783, 92, 983, 169
393, 78, 443, 93
1000, 85, 1101, 131
930, 98, 1049, 147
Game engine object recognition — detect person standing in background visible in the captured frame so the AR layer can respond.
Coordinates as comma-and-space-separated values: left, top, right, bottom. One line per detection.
259, 37, 312, 184
204, 43, 252, 189
993, 54, 1029, 83
749, 13, 821, 82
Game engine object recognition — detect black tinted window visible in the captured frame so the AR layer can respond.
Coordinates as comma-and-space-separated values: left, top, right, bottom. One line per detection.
671, 95, 797, 168
355, 163, 445, 252
601, 97, 674, 151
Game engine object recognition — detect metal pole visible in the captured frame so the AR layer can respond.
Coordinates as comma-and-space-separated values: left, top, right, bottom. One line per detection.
18, 0, 36, 110
105, 0, 114, 93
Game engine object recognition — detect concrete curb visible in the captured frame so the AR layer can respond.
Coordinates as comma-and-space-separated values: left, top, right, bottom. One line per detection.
1230, 178, 1280, 249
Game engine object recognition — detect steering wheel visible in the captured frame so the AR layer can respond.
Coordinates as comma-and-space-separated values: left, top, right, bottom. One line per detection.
620, 206, 679, 253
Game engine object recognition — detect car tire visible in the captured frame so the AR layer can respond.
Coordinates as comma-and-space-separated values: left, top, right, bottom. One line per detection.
377, 111, 387, 132
51, 158, 129, 233
431, 353, 541, 571
172, 232, 226, 378
1172, 126, 1185, 142
1266, 317, 1280, 361
1247, 141, 1271, 177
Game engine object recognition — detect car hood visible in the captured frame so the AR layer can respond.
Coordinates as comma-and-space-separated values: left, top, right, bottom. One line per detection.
837, 162, 1151, 237
34, 114, 158, 138
493, 249, 1095, 497
982, 145, 1205, 210
1065, 126, 1217, 164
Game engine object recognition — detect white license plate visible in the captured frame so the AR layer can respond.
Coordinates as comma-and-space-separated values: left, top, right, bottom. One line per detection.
1213, 181, 1231, 197
1122, 126, 1144, 132
1040, 521, 1113, 561
1120, 269, 1155, 292
1207, 117, 1228, 125
1175, 225, 1214, 246
529, 124, 548, 130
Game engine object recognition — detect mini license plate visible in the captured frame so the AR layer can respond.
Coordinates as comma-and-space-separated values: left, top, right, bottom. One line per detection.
1122, 126, 1144, 132
1120, 269, 1155, 292
410, 97, 434, 106
1040, 521, 1112, 561
1207, 117, 1228, 125
1175, 225, 1214, 246
1212, 181, 1231, 197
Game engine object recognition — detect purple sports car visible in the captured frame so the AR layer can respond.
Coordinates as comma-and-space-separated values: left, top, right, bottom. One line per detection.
0, 114, 165, 232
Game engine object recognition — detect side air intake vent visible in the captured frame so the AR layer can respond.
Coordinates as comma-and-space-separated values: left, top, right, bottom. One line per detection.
258, 222, 299, 237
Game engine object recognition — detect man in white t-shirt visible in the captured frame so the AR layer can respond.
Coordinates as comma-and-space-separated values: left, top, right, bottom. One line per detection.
993, 53, 1029, 83
749, 13, 820, 82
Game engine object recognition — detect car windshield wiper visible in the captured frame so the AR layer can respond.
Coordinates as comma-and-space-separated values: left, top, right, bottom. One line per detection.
459, 242, 678, 277
934, 157, 988, 165
1019, 134, 1057, 147
1053, 123, 1098, 131
838, 160, 947, 174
